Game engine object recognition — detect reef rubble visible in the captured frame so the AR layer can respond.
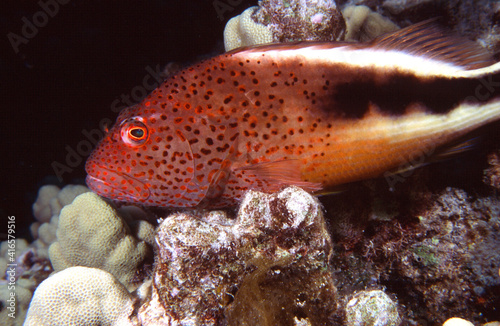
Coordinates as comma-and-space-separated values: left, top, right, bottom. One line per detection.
21, 187, 341, 325
10, 175, 500, 325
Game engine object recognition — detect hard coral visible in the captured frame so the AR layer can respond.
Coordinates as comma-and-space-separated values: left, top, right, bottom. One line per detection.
30, 184, 90, 258
0, 185, 90, 326
32, 184, 90, 223
442, 317, 475, 326
48, 192, 154, 291
0, 247, 41, 326
224, 6, 273, 51
24, 266, 133, 326
342, 5, 399, 42
224, 0, 346, 51
134, 186, 338, 325
345, 290, 401, 326
0, 280, 33, 326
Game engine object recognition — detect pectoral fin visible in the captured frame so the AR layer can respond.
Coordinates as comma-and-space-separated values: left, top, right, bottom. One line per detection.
235, 159, 323, 193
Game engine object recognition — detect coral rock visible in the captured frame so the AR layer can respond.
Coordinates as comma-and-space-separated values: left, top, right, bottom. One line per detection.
224, 0, 346, 51
392, 187, 500, 323
24, 266, 133, 326
484, 150, 500, 189
345, 290, 401, 326
136, 186, 337, 325
381, 0, 435, 16
325, 175, 500, 324
254, 0, 346, 43
380, 0, 500, 52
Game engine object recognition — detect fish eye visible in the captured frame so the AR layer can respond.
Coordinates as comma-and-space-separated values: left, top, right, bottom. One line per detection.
121, 119, 149, 146
129, 127, 145, 140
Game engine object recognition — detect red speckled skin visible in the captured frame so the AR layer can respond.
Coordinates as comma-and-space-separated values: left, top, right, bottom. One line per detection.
86, 39, 500, 208
87, 47, 333, 208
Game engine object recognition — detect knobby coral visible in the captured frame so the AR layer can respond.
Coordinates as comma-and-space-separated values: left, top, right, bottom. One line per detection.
24, 266, 133, 326
342, 5, 399, 42
48, 192, 155, 291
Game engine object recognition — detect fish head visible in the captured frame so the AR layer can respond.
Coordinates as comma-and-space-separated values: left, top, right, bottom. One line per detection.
85, 104, 198, 207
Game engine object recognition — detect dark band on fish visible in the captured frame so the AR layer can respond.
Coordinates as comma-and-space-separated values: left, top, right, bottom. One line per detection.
321, 67, 500, 119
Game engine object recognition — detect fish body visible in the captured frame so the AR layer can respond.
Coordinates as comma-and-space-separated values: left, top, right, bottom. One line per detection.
85, 21, 500, 208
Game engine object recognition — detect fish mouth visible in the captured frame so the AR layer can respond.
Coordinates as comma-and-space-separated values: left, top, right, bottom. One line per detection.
85, 165, 150, 203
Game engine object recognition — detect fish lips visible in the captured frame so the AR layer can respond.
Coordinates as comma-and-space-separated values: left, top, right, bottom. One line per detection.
85, 166, 151, 203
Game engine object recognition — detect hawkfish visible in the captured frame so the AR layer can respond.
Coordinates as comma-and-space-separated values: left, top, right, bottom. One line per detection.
85, 21, 500, 208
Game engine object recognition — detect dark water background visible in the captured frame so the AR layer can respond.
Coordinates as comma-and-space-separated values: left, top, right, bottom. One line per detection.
2, 0, 257, 238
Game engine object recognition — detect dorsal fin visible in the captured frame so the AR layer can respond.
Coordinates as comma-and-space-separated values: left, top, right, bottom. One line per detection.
371, 19, 495, 70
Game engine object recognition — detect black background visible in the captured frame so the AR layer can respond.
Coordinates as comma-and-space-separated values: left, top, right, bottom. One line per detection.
2, 0, 256, 238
